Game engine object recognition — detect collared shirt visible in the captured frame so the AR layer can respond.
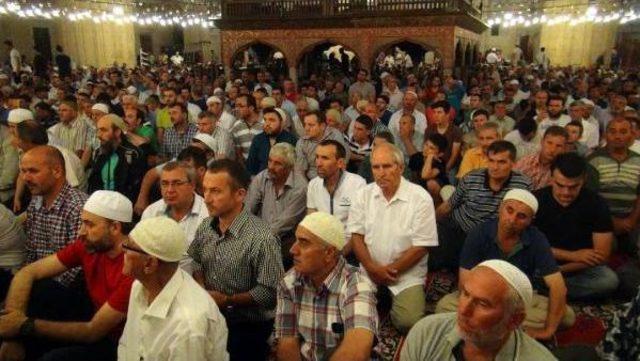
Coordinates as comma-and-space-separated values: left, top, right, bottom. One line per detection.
48, 116, 89, 153
514, 152, 552, 191
460, 218, 559, 282
587, 148, 640, 217
246, 131, 298, 175
245, 169, 307, 238
307, 171, 366, 240
118, 268, 229, 361
296, 127, 351, 180
161, 122, 199, 159
230, 118, 264, 160
275, 257, 379, 361
347, 177, 438, 294
25, 183, 87, 287
457, 146, 488, 179
450, 169, 532, 233
187, 209, 284, 324
141, 194, 209, 273
400, 313, 556, 361
579, 118, 600, 149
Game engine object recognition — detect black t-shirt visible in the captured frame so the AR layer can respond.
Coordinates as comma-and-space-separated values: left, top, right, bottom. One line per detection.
408, 153, 449, 188
55, 54, 72, 77
534, 186, 613, 253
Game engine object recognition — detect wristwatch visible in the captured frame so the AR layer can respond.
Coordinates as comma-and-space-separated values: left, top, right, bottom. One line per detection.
18, 317, 35, 337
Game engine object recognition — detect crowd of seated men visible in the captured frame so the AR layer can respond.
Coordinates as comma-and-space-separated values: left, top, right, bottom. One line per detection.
0, 51, 639, 360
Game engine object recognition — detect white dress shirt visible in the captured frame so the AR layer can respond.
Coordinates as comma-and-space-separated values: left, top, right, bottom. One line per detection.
118, 268, 229, 361
217, 111, 236, 131
537, 114, 571, 135
579, 118, 600, 149
141, 194, 209, 273
307, 171, 366, 241
347, 178, 438, 295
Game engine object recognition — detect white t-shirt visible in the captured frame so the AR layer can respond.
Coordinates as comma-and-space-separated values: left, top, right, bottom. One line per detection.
307, 171, 366, 241
537, 114, 571, 135
347, 178, 438, 295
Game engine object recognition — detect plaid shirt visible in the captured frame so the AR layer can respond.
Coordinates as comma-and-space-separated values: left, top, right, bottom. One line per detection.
275, 257, 378, 361
161, 122, 198, 159
25, 183, 87, 287
513, 152, 551, 191
188, 209, 283, 324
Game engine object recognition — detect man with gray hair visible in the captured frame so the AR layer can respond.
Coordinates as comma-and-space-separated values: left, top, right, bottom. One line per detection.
119, 217, 229, 361
246, 142, 307, 267
275, 212, 378, 361
348, 142, 438, 333
401, 260, 556, 360
141, 161, 209, 273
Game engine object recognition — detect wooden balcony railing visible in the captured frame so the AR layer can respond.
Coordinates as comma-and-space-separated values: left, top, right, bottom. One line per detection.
221, 0, 482, 20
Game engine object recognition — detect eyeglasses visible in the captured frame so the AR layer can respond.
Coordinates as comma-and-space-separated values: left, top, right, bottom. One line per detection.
160, 180, 190, 188
122, 241, 148, 255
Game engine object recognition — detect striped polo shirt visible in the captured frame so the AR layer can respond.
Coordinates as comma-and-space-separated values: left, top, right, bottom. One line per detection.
450, 168, 532, 233
230, 117, 264, 160
588, 148, 640, 217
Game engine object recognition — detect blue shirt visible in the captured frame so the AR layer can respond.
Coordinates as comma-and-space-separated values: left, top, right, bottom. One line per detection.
246, 130, 298, 175
460, 218, 559, 285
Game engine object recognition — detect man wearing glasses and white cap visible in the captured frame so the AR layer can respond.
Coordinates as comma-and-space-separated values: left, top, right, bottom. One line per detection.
119, 217, 229, 361
0, 190, 134, 360
436, 189, 575, 341
402, 260, 556, 360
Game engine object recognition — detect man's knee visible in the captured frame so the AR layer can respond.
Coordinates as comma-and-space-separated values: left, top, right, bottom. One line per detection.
594, 266, 620, 295
390, 287, 426, 334
390, 308, 424, 334
435, 292, 459, 314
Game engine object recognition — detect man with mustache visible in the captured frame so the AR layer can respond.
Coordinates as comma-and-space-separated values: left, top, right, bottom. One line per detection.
436, 189, 575, 340
402, 260, 556, 360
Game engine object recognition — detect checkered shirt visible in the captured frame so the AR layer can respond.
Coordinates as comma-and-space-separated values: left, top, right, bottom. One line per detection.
188, 209, 283, 324
161, 122, 199, 159
275, 257, 379, 361
25, 183, 87, 287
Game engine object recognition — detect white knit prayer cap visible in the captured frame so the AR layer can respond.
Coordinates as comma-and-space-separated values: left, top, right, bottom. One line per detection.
83, 190, 133, 223
477, 259, 533, 308
298, 212, 346, 250
193, 133, 217, 153
129, 217, 186, 262
206, 96, 222, 105
503, 189, 538, 215
91, 103, 109, 114
7, 109, 34, 124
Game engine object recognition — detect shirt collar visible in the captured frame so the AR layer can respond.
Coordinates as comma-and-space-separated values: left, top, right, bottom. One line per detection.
36, 183, 72, 212
210, 208, 250, 239
482, 169, 514, 193
322, 170, 346, 193
373, 177, 411, 203
163, 193, 203, 218
296, 257, 347, 296
141, 268, 185, 319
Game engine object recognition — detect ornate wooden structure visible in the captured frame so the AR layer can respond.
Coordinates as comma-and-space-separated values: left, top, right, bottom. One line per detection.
216, 0, 486, 79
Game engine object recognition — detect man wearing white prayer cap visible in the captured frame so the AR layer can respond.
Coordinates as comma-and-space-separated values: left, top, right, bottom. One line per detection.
275, 212, 378, 361
401, 259, 557, 361
436, 188, 575, 341
206, 95, 236, 131
0, 190, 135, 360
119, 217, 229, 361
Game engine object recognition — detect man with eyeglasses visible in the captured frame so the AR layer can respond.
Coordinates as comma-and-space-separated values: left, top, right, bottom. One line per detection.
0, 191, 134, 361
141, 161, 209, 274
119, 217, 228, 361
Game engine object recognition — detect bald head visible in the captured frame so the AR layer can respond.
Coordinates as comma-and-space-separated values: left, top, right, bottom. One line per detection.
20, 145, 66, 197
